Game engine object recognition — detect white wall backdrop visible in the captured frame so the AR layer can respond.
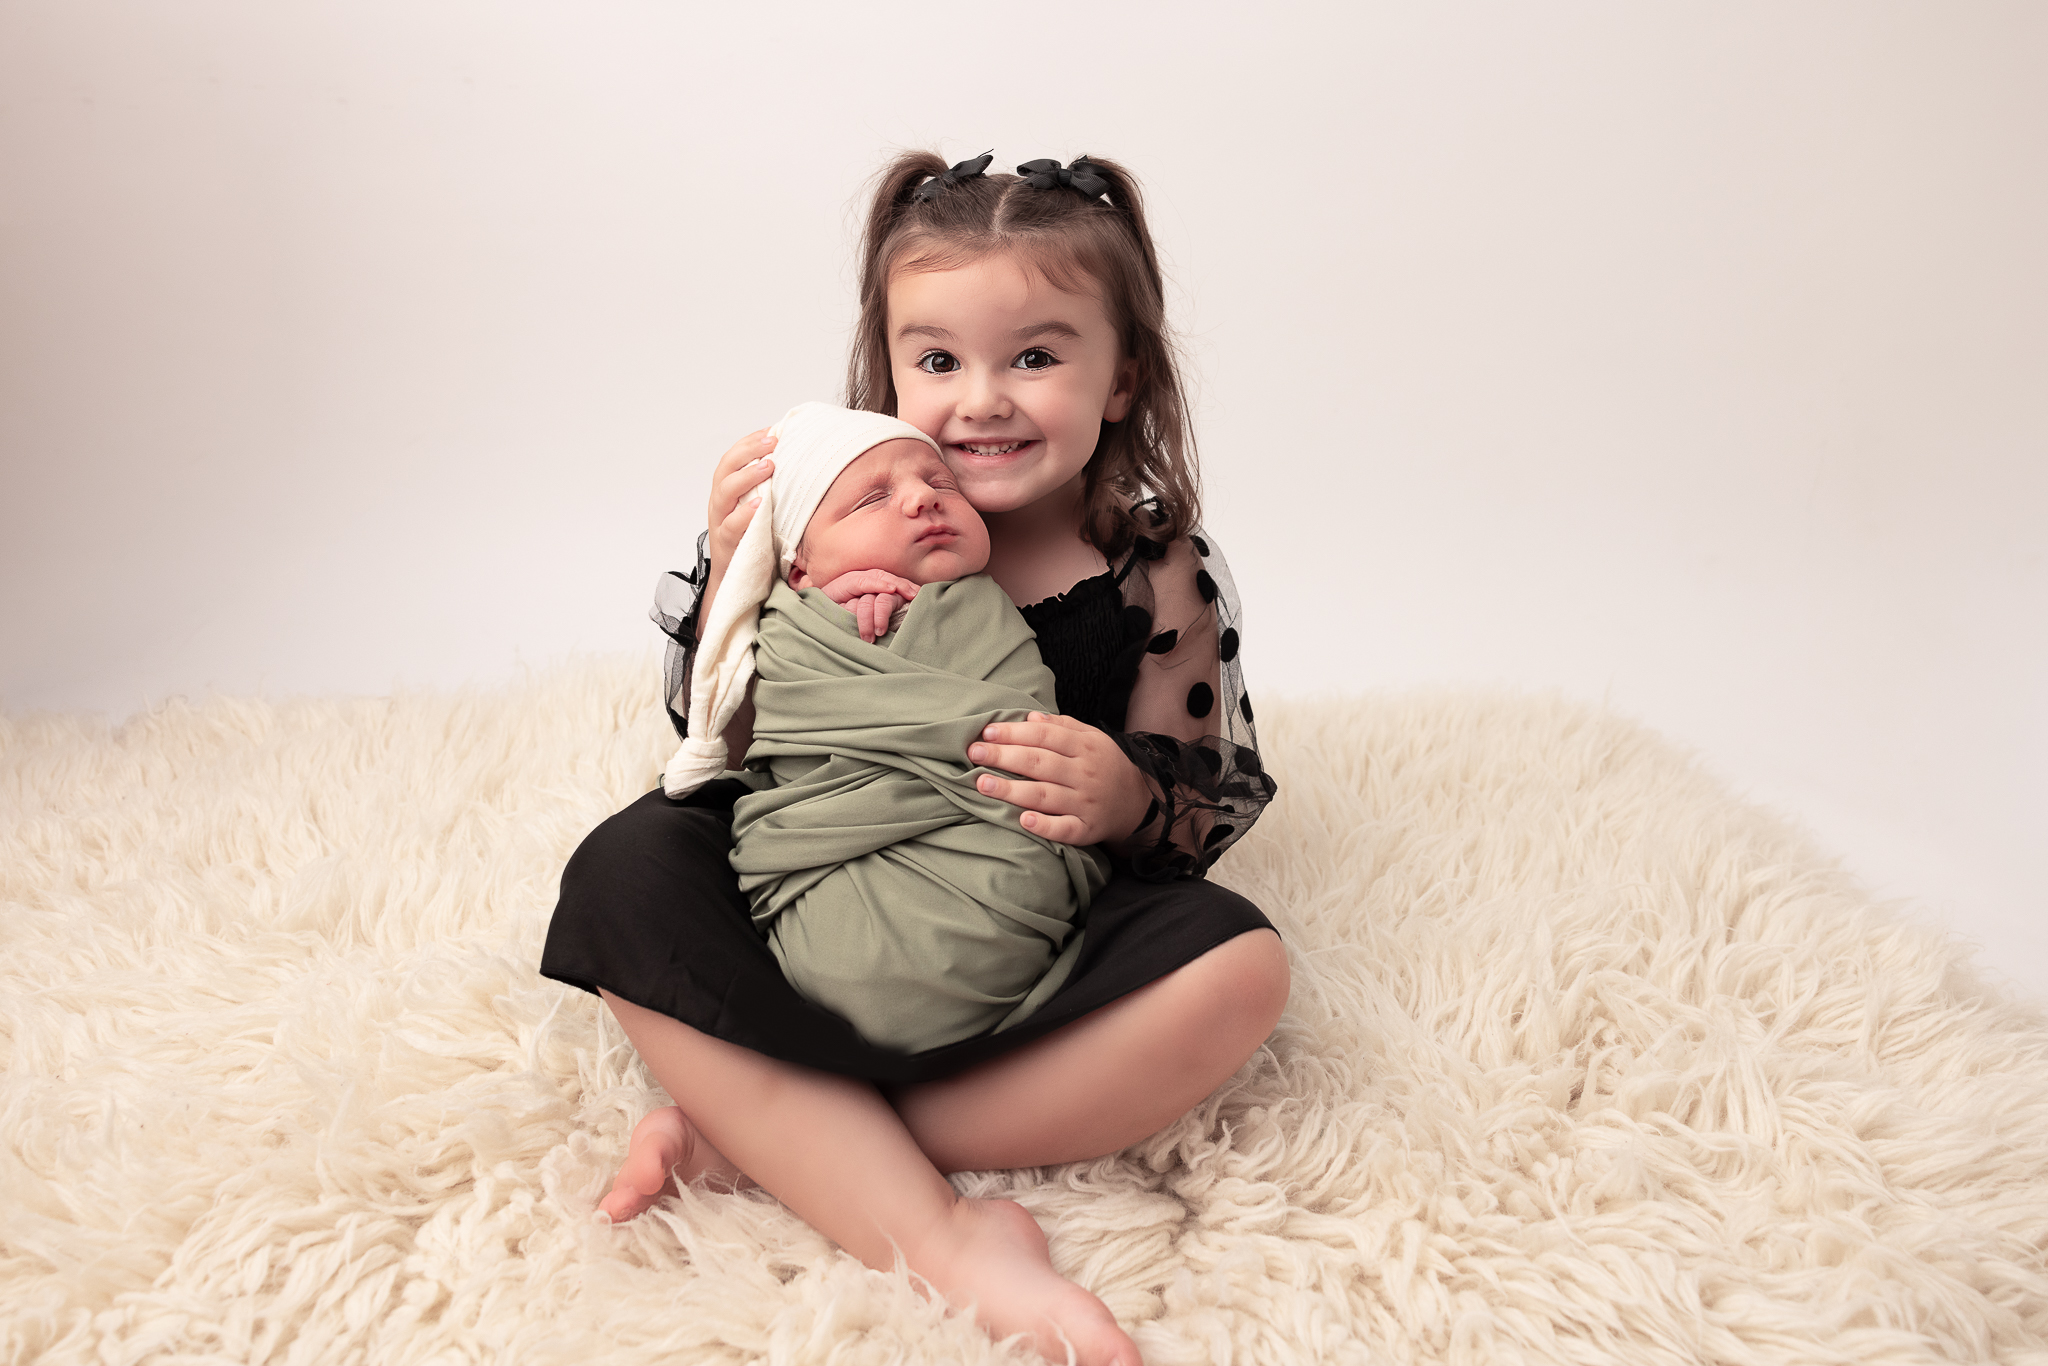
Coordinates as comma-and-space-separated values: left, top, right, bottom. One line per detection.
3, 2, 2043, 997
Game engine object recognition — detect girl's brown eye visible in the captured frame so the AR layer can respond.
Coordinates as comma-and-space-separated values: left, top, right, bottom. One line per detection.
1014, 348, 1056, 371
917, 351, 961, 375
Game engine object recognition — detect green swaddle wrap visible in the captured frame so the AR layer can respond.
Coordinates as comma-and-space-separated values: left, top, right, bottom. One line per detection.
730, 575, 1111, 1052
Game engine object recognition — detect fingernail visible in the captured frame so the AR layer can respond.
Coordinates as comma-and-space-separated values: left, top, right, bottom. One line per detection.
977, 775, 995, 793
968, 744, 985, 762
982, 725, 998, 740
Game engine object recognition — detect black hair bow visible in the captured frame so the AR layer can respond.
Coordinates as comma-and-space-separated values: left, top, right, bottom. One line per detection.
914, 151, 994, 202
1016, 157, 1109, 199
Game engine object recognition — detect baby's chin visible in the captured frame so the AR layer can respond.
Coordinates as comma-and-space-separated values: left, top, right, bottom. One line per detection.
867, 550, 990, 586
915, 548, 990, 584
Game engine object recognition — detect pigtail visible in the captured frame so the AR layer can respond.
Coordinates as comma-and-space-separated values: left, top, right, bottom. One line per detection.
1060, 155, 1200, 558
848, 151, 953, 416
1072, 157, 1166, 320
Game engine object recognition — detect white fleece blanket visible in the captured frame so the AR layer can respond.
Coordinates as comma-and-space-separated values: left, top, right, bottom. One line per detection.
4, 659, 2045, 1364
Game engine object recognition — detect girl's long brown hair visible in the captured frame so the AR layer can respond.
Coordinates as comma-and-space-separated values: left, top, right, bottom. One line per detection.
846, 151, 1199, 560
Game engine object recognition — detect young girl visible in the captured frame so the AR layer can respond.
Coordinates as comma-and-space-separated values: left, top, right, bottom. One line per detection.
542, 151, 1287, 1366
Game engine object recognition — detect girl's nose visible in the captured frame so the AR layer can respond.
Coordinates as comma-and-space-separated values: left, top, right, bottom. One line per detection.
957, 368, 1013, 422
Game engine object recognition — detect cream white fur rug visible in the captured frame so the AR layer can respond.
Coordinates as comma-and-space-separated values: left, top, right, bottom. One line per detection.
5, 658, 2046, 1365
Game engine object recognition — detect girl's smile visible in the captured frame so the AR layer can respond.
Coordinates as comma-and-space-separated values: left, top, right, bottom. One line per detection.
886, 254, 1136, 518
948, 438, 1042, 476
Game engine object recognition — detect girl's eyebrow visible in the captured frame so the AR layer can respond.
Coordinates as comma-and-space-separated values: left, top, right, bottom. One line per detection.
894, 320, 1082, 343
1011, 321, 1081, 341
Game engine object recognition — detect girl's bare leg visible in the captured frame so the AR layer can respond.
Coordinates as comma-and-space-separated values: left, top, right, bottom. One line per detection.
599, 990, 1140, 1366
891, 929, 1289, 1172
595, 930, 1286, 1363
598, 1104, 746, 1221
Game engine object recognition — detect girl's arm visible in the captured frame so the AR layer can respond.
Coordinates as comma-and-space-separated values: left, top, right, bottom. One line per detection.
969, 528, 1277, 878
1106, 532, 1276, 877
651, 430, 777, 758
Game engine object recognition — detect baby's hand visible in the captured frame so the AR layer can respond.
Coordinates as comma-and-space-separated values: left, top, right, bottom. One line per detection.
817, 569, 921, 643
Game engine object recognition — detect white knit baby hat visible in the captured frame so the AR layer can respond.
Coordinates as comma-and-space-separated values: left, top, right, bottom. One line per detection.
661, 402, 943, 798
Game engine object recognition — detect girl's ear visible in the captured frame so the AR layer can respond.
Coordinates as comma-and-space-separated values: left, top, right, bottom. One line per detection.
1103, 357, 1139, 423
787, 557, 809, 590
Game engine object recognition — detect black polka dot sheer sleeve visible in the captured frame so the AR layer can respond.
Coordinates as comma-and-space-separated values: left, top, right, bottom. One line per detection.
1098, 513, 1278, 880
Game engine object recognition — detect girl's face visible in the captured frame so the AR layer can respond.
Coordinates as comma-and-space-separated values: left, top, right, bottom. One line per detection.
886, 253, 1137, 516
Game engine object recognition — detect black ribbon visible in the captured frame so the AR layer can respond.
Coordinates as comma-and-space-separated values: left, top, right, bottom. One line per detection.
913, 151, 994, 203
1016, 157, 1109, 199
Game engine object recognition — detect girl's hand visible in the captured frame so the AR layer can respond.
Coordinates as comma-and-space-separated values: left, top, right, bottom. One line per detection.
968, 713, 1154, 847
697, 429, 777, 640
815, 569, 921, 643
707, 428, 778, 562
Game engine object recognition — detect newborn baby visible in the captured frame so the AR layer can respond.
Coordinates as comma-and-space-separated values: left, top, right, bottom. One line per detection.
663, 403, 1109, 1053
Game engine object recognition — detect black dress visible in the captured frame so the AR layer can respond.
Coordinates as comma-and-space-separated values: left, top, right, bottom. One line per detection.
540, 511, 1279, 1083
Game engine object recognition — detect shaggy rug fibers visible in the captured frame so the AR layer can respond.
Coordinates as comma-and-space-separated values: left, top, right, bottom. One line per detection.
5, 658, 2046, 1365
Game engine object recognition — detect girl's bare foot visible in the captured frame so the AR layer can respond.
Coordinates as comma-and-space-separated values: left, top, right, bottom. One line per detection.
911, 1197, 1139, 1366
598, 1105, 746, 1221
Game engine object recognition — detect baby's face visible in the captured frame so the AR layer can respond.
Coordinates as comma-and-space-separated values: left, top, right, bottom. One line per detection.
789, 438, 991, 589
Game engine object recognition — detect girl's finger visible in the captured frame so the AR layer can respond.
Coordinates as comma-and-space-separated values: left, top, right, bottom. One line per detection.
969, 742, 1071, 782
708, 431, 776, 524
713, 428, 776, 478
1019, 810, 1089, 844
974, 773, 1074, 814
721, 455, 775, 492
717, 494, 762, 539
978, 721, 1079, 758
712, 456, 775, 515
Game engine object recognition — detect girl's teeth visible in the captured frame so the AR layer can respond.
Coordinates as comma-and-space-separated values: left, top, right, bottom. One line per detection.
962, 442, 1025, 455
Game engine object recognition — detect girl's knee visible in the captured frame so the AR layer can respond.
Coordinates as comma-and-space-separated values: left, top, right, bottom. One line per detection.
1189, 928, 1289, 1042
1238, 929, 1291, 1031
